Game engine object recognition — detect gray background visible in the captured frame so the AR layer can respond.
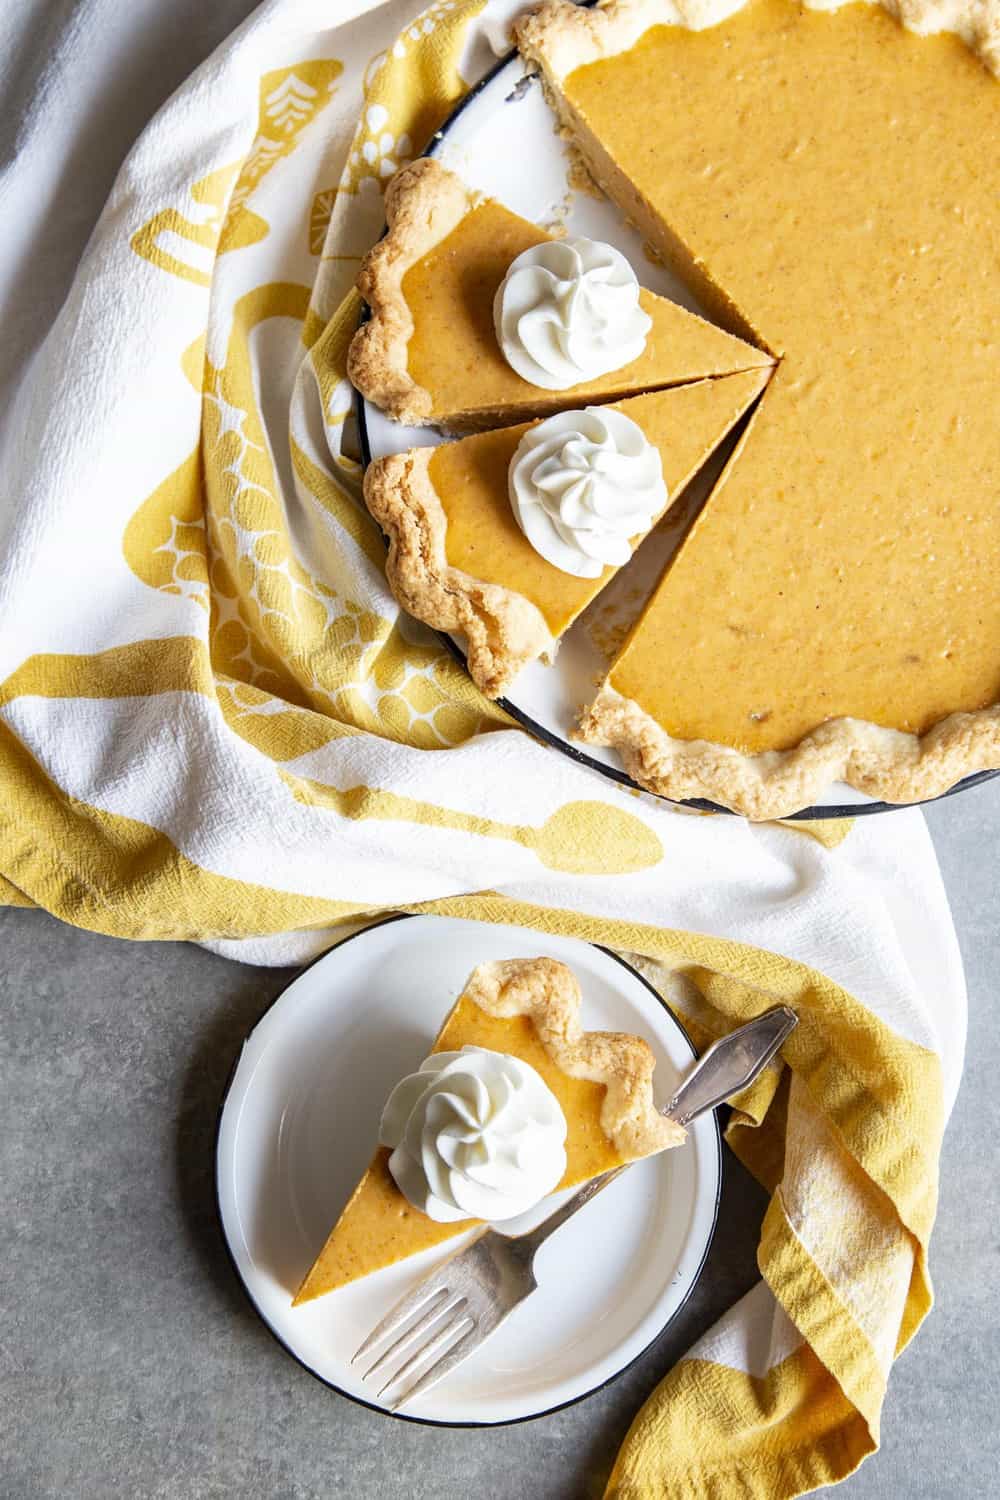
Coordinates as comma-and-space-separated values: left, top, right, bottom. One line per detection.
2, 2, 998, 1494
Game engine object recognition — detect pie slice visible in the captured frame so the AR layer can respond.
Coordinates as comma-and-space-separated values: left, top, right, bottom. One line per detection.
520, 0, 1000, 816
347, 156, 773, 430
363, 368, 769, 696
293, 957, 684, 1303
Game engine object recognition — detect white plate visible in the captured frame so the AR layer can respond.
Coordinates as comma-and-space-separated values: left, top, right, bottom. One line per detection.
216, 915, 722, 1425
357, 54, 997, 820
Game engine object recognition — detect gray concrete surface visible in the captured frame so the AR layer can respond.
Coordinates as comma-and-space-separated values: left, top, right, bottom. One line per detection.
2, 782, 998, 1499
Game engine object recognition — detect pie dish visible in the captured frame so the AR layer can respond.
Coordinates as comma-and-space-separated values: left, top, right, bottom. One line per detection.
363, 370, 769, 696
519, 0, 1000, 819
348, 156, 773, 430
293, 956, 685, 1304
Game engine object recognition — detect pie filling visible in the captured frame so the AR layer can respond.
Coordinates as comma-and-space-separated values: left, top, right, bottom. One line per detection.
522, 0, 999, 774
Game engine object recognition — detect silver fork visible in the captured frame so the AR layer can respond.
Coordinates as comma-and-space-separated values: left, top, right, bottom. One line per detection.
351, 1004, 798, 1411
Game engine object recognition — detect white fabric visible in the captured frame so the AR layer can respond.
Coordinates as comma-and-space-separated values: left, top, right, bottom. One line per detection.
687, 1280, 804, 1379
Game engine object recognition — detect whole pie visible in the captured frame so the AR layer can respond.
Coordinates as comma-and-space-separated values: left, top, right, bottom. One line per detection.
293, 957, 684, 1303
348, 157, 773, 430
363, 371, 769, 696
519, 0, 1000, 817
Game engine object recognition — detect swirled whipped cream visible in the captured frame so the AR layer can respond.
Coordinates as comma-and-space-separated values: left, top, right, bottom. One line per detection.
494, 237, 653, 389
509, 406, 667, 577
379, 1046, 567, 1223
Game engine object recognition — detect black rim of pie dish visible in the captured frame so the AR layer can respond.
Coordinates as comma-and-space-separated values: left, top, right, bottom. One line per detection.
214, 912, 725, 1428
350, 45, 998, 821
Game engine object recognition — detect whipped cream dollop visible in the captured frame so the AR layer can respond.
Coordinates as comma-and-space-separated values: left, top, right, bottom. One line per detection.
494, 237, 653, 390
509, 406, 667, 577
379, 1046, 568, 1223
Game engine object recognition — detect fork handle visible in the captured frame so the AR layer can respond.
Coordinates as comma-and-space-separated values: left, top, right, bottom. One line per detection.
663, 1005, 798, 1126
513, 1165, 630, 1256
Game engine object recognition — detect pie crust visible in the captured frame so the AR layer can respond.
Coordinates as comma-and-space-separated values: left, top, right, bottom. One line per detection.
363, 445, 555, 698
579, 685, 1000, 821
348, 159, 474, 426
466, 957, 685, 1159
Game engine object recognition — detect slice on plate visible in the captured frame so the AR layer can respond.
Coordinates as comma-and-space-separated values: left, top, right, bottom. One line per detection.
363, 368, 769, 696
347, 156, 773, 430
293, 957, 684, 1303
520, 0, 1000, 815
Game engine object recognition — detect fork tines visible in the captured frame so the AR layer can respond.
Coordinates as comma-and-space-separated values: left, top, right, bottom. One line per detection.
352, 1279, 480, 1411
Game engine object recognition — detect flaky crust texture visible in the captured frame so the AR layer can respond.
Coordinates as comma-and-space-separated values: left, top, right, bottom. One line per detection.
466, 958, 686, 1158
578, 686, 1000, 821
363, 447, 554, 698
517, 0, 1000, 78
347, 158, 477, 425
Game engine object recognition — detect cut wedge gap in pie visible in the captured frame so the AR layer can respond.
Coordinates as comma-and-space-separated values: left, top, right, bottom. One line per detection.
519, 0, 1000, 817
293, 957, 685, 1304
362, 369, 770, 697
348, 156, 774, 431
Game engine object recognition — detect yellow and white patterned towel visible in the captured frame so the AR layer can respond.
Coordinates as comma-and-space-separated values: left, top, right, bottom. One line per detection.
0, 1, 967, 1492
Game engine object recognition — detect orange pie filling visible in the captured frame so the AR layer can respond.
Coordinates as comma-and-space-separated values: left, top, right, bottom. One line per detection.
517, 0, 1000, 801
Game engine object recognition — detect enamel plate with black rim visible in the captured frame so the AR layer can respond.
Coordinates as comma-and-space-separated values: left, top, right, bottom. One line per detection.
216, 915, 722, 1424
356, 51, 997, 819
